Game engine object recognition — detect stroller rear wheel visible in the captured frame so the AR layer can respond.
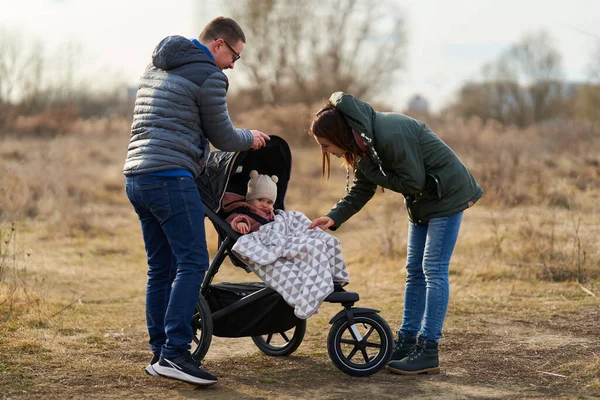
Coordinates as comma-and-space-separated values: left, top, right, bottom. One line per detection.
251, 319, 306, 356
327, 312, 393, 376
191, 295, 213, 361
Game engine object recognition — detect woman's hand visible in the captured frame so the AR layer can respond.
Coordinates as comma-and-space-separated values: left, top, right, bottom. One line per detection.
308, 216, 335, 231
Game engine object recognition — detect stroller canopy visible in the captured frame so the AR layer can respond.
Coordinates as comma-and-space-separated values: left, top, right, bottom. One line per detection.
196, 135, 292, 213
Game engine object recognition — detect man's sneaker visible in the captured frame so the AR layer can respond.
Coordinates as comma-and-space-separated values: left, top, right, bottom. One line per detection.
145, 354, 160, 377
152, 352, 218, 386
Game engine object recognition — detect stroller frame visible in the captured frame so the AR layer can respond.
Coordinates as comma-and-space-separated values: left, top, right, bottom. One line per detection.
191, 136, 394, 377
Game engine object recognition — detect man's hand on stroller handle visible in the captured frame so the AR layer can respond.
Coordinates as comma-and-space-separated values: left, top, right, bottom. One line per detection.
251, 130, 270, 150
309, 216, 335, 231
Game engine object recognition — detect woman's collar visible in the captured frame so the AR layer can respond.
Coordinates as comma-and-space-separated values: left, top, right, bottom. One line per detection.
352, 130, 368, 156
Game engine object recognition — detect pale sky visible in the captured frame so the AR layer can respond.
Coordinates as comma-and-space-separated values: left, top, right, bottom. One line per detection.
1, 0, 599, 111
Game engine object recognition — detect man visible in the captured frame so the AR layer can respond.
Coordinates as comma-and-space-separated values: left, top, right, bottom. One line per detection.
123, 17, 269, 386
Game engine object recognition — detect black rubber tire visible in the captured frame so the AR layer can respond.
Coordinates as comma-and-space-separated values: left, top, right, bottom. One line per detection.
327, 312, 394, 376
251, 319, 307, 356
190, 295, 213, 361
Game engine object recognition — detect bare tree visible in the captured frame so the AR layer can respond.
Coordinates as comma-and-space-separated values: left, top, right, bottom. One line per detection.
0, 27, 129, 127
588, 43, 600, 82
506, 31, 564, 122
0, 29, 85, 114
481, 61, 532, 126
48, 41, 84, 104
575, 42, 600, 121
450, 30, 565, 127
0, 28, 44, 105
226, 0, 406, 106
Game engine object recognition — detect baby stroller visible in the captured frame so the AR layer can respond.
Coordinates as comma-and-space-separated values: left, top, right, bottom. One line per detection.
192, 136, 394, 376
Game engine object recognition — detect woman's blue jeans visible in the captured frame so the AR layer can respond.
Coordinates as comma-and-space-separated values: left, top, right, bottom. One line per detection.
125, 174, 209, 359
399, 212, 463, 342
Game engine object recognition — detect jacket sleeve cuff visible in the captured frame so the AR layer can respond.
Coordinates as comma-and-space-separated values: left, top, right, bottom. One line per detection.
325, 211, 344, 231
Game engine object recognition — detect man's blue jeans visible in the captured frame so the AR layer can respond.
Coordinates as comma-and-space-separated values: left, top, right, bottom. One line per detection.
399, 212, 463, 342
125, 174, 209, 359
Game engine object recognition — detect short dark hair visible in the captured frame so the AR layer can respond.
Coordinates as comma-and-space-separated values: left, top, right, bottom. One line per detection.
199, 16, 246, 44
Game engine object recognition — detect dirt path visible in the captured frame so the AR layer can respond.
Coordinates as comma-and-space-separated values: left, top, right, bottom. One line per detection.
2, 207, 599, 399
5, 304, 596, 400
3, 313, 599, 398
196, 308, 599, 400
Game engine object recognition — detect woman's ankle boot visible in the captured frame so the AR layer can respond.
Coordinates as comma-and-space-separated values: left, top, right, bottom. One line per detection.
386, 338, 440, 375
390, 333, 417, 361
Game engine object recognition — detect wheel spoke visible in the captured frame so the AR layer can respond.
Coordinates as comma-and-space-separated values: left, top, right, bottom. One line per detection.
362, 325, 375, 341
280, 331, 290, 342
364, 341, 382, 349
359, 347, 370, 362
347, 346, 360, 361
266, 333, 273, 344
340, 338, 358, 345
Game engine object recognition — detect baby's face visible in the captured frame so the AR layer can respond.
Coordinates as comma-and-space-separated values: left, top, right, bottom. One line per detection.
249, 198, 274, 212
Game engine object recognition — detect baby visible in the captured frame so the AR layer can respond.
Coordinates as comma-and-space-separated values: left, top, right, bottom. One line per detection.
222, 170, 279, 234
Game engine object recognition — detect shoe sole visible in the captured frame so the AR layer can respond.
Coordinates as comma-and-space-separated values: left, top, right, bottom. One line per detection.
153, 364, 218, 386
386, 365, 441, 375
145, 364, 159, 377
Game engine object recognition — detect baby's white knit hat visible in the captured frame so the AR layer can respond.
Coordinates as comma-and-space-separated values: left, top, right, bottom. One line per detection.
246, 170, 279, 203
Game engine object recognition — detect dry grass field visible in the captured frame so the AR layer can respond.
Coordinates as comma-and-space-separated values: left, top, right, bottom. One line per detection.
1, 113, 599, 399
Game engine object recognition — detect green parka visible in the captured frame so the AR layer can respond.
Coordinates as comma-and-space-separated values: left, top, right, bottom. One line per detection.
325, 92, 483, 227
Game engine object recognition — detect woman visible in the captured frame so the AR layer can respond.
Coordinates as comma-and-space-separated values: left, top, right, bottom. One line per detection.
308, 92, 483, 375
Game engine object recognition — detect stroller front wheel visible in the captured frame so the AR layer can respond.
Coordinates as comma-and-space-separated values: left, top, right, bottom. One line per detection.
251, 319, 306, 356
327, 312, 394, 376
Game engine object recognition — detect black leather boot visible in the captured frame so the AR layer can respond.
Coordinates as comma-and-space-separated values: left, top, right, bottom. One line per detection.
390, 333, 417, 361
386, 338, 440, 375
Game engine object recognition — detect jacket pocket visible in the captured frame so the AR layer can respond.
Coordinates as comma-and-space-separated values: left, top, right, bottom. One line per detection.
425, 173, 443, 200
404, 196, 414, 222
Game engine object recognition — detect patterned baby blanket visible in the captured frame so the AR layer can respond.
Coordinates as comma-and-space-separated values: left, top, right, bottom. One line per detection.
231, 210, 350, 319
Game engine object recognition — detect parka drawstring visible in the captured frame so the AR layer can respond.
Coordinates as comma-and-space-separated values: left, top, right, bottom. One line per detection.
345, 167, 350, 194
360, 133, 387, 177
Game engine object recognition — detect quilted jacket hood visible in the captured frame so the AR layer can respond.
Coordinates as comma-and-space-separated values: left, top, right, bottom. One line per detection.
152, 35, 214, 71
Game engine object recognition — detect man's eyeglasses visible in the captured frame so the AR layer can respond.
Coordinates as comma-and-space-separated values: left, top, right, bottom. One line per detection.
216, 38, 240, 63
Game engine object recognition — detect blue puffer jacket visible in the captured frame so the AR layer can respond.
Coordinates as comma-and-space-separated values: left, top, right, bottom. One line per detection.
123, 35, 253, 178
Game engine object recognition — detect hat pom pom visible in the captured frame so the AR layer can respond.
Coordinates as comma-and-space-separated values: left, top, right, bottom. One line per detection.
249, 170, 259, 178
271, 175, 279, 184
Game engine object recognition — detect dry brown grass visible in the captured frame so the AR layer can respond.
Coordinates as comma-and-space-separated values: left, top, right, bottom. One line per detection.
432, 117, 600, 209
0, 111, 599, 399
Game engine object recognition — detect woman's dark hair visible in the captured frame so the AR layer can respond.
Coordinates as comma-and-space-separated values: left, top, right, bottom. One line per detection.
309, 104, 363, 179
